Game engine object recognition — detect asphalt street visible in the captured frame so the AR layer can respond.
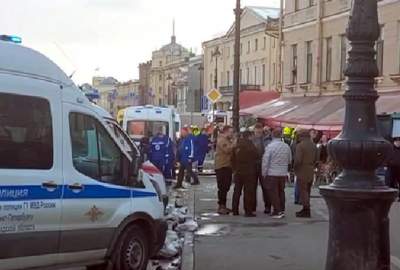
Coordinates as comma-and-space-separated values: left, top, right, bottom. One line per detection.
192, 175, 400, 270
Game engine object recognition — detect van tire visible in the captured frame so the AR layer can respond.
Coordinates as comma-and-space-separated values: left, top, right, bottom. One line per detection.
113, 225, 150, 270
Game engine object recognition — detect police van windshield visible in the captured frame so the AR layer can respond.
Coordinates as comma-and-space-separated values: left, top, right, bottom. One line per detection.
127, 121, 169, 140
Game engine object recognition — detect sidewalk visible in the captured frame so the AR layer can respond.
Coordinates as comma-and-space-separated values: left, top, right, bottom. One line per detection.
189, 175, 400, 270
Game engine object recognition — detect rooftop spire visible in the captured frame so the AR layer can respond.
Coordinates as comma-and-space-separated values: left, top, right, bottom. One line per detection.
171, 18, 176, 44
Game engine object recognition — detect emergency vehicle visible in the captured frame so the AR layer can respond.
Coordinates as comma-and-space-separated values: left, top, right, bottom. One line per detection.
122, 105, 180, 143
0, 40, 166, 270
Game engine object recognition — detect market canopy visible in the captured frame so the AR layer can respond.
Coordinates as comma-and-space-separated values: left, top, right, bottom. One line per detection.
241, 91, 400, 132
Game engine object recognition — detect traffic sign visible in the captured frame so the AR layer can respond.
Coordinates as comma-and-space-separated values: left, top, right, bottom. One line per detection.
207, 89, 222, 103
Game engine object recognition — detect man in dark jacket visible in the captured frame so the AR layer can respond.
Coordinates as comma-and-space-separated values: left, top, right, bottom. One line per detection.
388, 137, 400, 201
252, 123, 271, 214
294, 129, 317, 218
232, 131, 259, 217
175, 128, 199, 189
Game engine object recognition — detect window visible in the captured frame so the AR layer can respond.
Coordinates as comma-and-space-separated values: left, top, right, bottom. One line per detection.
295, 0, 300, 11
247, 41, 250, 54
263, 37, 267, 50
127, 121, 169, 139
398, 21, 400, 72
240, 69, 243, 84
306, 41, 313, 83
0, 93, 53, 169
158, 86, 162, 94
308, 0, 315, 7
272, 38, 276, 49
340, 35, 348, 80
107, 121, 139, 159
159, 61, 162, 67
326, 37, 332, 81
376, 25, 384, 76
70, 113, 123, 184
255, 39, 258, 51
254, 66, 257, 84
262, 64, 266, 85
227, 71, 230, 86
246, 68, 250, 84
226, 47, 230, 58
240, 43, 243, 55
291, 44, 298, 84
159, 74, 162, 81
272, 63, 276, 84
210, 51, 213, 63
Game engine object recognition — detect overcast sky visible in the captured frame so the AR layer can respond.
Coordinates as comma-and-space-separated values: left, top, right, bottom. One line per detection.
2, 0, 279, 84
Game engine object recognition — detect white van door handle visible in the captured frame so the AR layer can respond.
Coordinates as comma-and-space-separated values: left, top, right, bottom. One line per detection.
68, 183, 84, 191
42, 181, 58, 189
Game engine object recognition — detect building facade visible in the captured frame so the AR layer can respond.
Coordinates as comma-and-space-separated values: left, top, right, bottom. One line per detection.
187, 55, 204, 113
139, 61, 152, 105
93, 76, 118, 114
113, 80, 141, 115
149, 33, 193, 107
282, 0, 400, 96
202, 6, 280, 111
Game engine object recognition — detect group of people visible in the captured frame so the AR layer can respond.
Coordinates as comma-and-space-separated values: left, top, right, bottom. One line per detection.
146, 125, 211, 188
214, 123, 319, 219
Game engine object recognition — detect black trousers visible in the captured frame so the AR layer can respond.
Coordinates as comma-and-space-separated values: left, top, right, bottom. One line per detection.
232, 173, 257, 214
265, 176, 286, 214
177, 162, 199, 187
215, 167, 232, 206
257, 164, 271, 211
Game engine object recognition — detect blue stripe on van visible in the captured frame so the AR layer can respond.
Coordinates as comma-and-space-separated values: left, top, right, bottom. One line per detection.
0, 185, 156, 201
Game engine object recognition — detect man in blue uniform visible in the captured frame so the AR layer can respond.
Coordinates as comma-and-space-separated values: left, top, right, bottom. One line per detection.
175, 128, 199, 188
149, 128, 174, 180
196, 128, 210, 173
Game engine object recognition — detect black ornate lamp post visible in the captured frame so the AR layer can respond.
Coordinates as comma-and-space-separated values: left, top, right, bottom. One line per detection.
320, 1, 398, 270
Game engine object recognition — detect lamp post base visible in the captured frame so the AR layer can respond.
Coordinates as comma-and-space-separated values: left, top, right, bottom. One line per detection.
320, 186, 397, 270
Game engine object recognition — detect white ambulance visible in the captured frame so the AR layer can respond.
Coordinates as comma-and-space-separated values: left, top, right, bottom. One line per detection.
122, 105, 181, 143
0, 40, 166, 270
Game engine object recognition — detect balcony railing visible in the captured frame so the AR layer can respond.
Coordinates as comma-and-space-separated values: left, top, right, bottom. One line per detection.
219, 84, 261, 94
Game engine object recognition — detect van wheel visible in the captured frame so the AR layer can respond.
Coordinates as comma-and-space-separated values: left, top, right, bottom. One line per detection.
115, 225, 149, 270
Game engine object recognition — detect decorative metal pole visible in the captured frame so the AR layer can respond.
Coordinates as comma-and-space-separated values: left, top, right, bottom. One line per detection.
232, 0, 242, 133
320, 1, 397, 270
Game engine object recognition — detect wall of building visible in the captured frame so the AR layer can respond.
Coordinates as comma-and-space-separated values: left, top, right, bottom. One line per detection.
282, 0, 400, 96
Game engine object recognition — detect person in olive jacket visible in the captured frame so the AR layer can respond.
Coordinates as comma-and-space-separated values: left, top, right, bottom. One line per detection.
231, 130, 259, 217
294, 129, 318, 218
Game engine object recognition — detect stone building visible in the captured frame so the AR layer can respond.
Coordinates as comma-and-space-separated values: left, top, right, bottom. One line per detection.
92, 76, 118, 114
149, 29, 193, 106
282, 0, 400, 96
202, 6, 280, 111
113, 80, 141, 115
139, 61, 152, 105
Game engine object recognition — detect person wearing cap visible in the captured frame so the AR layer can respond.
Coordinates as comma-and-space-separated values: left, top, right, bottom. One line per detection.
388, 137, 400, 201
175, 127, 199, 188
294, 129, 318, 218
232, 130, 259, 217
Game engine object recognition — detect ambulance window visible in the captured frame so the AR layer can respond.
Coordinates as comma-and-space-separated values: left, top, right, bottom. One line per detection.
0, 93, 53, 169
70, 113, 123, 185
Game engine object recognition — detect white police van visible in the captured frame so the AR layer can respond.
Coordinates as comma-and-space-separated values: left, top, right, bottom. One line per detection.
0, 40, 166, 270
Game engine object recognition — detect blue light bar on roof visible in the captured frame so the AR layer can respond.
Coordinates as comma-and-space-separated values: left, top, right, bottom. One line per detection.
0, 35, 22, 44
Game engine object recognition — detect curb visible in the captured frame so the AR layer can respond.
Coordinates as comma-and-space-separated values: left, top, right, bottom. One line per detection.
181, 189, 195, 270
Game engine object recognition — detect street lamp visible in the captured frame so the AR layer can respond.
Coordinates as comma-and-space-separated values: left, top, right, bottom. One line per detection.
232, 0, 242, 132
320, 1, 397, 270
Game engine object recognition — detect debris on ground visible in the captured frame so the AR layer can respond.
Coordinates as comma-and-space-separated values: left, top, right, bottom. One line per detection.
149, 191, 198, 270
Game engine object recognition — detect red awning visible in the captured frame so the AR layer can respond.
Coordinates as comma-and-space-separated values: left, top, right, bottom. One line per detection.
239, 90, 280, 110
241, 91, 400, 133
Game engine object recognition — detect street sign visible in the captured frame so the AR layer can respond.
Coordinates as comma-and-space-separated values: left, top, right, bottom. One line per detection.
206, 88, 222, 103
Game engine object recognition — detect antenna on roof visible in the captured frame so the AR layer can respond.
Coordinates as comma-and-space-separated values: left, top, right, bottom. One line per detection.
69, 70, 76, 79
171, 18, 176, 44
